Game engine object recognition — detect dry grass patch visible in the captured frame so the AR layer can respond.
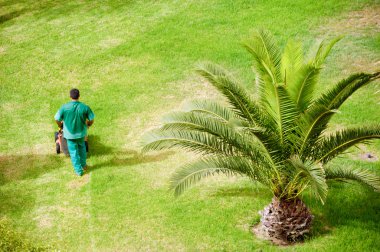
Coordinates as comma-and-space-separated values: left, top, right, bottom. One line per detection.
317, 6, 379, 73
319, 6, 380, 36
350, 144, 380, 162
1, 101, 23, 113
338, 50, 380, 74
33, 205, 85, 229
33, 210, 54, 229
98, 37, 124, 49
67, 172, 90, 189
358, 152, 378, 162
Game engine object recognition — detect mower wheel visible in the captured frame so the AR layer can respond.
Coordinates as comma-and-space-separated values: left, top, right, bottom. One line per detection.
56, 143, 60, 154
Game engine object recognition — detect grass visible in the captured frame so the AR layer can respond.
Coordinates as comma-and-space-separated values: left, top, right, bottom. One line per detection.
0, 217, 47, 251
0, 0, 379, 250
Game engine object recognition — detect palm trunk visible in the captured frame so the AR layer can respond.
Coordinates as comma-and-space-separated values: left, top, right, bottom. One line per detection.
253, 197, 313, 245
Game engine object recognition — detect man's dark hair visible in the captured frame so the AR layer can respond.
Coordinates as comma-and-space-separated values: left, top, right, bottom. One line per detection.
70, 88, 80, 99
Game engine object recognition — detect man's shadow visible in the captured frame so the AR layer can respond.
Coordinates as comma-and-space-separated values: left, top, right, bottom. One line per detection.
86, 135, 114, 157
86, 135, 174, 172
0, 135, 172, 184
0, 10, 25, 25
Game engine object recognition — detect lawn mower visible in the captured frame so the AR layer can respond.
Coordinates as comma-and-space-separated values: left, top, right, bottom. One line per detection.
55, 127, 89, 155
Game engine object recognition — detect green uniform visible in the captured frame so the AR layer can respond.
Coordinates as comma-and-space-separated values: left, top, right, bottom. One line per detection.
55, 101, 95, 176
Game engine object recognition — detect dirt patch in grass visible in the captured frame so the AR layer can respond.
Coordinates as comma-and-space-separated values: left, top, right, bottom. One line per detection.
251, 223, 289, 246
23, 142, 52, 155
316, 5, 380, 75
1, 101, 24, 113
180, 76, 220, 101
319, 6, 380, 36
349, 144, 380, 162
33, 214, 54, 229
67, 173, 90, 189
358, 153, 378, 162
33, 205, 85, 229
98, 37, 124, 49
34, 172, 60, 185
33, 206, 55, 229
339, 52, 379, 74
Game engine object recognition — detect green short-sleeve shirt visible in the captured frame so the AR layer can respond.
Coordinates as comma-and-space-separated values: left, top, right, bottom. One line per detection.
54, 101, 95, 139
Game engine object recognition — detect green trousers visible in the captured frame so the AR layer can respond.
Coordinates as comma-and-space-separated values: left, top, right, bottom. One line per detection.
66, 137, 86, 176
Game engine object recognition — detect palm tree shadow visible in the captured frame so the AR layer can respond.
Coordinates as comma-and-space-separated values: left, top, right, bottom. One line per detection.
209, 182, 379, 241
303, 183, 380, 239
324, 184, 379, 230
211, 185, 271, 198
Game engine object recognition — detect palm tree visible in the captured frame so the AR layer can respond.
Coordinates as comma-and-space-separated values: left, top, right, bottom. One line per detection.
142, 30, 380, 244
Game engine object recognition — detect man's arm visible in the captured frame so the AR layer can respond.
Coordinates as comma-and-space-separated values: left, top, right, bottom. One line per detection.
54, 108, 63, 128
54, 109, 63, 129
86, 106, 95, 127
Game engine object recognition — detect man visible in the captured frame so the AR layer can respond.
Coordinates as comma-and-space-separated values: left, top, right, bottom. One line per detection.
55, 88, 95, 176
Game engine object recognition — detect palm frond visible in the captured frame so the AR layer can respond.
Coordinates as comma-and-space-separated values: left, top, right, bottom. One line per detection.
161, 111, 243, 146
243, 30, 282, 106
142, 129, 235, 156
161, 111, 236, 134
297, 72, 379, 156
144, 111, 275, 165
242, 126, 283, 164
312, 36, 342, 67
326, 166, 380, 192
196, 62, 273, 130
289, 64, 321, 112
281, 39, 303, 86
170, 156, 273, 196
183, 99, 236, 123
285, 156, 328, 204
285, 37, 341, 111
244, 29, 282, 84
266, 85, 298, 148
296, 105, 338, 157
315, 126, 380, 164
310, 72, 379, 112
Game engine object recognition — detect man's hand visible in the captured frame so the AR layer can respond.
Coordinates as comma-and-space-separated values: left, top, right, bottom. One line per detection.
55, 120, 63, 128
86, 120, 94, 127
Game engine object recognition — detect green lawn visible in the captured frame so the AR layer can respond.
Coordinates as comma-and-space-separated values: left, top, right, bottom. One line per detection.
1, 0, 379, 250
